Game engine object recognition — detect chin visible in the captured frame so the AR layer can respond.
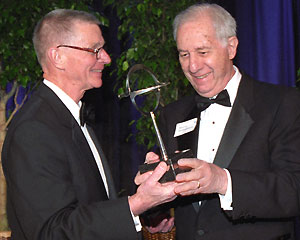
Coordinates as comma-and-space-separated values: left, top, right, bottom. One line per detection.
94, 82, 103, 89
194, 86, 213, 97
91, 78, 103, 88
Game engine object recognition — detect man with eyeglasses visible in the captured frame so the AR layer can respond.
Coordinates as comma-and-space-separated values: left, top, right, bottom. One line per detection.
1, 9, 177, 240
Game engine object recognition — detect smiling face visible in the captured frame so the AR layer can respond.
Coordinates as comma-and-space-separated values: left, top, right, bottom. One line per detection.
176, 14, 238, 98
57, 21, 111, 100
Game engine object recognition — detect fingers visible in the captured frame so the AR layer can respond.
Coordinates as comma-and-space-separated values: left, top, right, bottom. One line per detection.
148, 161, 168, 183
145, 152, 160, 164
174, 181, 201, 195
176, 159, 204, 182
135, 152, 163, 185
161, 217, 174, 232
129, 161, 177, 215
175, 158, 204, 194
176, 169, 201, 182
177, 158, 203, 169
146, 219, 167, 234
175, 161, 228, 195
146, 217, 175, 233
135, 161, 168, 186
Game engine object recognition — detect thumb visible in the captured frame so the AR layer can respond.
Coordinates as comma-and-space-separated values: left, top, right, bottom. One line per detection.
135, 171, 153, 185
148, 161, 167, 183
145, 152, 160, 164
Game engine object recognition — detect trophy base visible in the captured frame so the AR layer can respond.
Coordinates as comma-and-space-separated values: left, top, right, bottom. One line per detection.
139, 149, 193, 183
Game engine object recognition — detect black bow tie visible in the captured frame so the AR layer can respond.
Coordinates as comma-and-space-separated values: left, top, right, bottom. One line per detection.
80, 102, 95, 126
195, 89, 231, 112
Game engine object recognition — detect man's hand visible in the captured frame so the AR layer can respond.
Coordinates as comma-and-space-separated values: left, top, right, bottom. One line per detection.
174, 158, 228, 196
129, 161, 177, 216
135, 152, 160, 185
145, 217, 174, 233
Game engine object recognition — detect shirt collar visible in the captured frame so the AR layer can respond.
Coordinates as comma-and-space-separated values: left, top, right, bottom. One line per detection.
224, 65, 241, 106
43, 79, 81, 125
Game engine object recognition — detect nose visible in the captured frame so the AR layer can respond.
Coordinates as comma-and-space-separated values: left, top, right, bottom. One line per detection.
188, 53, 202, 74
98, 49, 111, 65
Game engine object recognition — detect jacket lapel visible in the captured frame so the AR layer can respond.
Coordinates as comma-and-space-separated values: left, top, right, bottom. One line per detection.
213, 74, 255, 168
72, 116, 110, 200
213, 100, 253, 168
86, 125, 117, 199
38, 84, 109, 199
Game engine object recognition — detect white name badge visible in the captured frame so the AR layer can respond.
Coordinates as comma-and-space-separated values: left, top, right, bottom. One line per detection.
174, 118, 198, 137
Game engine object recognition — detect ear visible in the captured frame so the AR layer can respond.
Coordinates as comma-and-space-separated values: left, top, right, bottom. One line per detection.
47, 47, 65, 70
227, 36, 238, 60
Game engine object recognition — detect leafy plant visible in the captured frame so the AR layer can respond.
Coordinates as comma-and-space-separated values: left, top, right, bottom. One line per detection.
103, 0, 200, 149
0, 0, 106, 231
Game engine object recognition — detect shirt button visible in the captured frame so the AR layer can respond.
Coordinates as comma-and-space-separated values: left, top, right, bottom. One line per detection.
197, 229, 205, 236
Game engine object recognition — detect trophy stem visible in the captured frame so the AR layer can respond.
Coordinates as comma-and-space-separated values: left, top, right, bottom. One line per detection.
150, 111, 168, 161
150, 112, 176, 177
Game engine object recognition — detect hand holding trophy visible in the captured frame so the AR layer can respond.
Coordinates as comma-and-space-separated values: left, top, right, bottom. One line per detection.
119, 64, 193, 183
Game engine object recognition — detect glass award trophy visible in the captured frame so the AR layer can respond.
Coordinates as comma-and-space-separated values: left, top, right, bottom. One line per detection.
119, 64, 193, 183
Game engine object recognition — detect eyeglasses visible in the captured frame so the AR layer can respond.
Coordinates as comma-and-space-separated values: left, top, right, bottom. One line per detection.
57, 45, 105, 60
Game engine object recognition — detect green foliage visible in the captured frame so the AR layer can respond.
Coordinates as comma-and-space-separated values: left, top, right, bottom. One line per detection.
103, 0, 200, 149
0, 0, 106, 89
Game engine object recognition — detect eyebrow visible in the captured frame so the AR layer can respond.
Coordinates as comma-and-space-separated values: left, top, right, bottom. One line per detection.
178, 46, 211, 52
91, 42, 105, 49
195, 46, 211, 50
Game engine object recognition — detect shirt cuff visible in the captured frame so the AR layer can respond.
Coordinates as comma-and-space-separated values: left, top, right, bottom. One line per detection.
218, 168, 233, 210
128, 197, 142, 232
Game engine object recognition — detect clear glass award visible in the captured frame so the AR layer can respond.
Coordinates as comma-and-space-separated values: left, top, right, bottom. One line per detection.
119, 64, 193, 183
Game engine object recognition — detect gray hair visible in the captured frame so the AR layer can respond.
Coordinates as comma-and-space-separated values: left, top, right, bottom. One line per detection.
173, 3, 236, 45
33, 9, 100, 67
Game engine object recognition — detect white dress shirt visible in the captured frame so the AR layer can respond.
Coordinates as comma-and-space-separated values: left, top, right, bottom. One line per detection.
197, 66, 241, 210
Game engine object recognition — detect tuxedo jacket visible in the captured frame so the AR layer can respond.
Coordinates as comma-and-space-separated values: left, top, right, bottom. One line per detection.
2, 83, 138, 240
159, 74, 300, 240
